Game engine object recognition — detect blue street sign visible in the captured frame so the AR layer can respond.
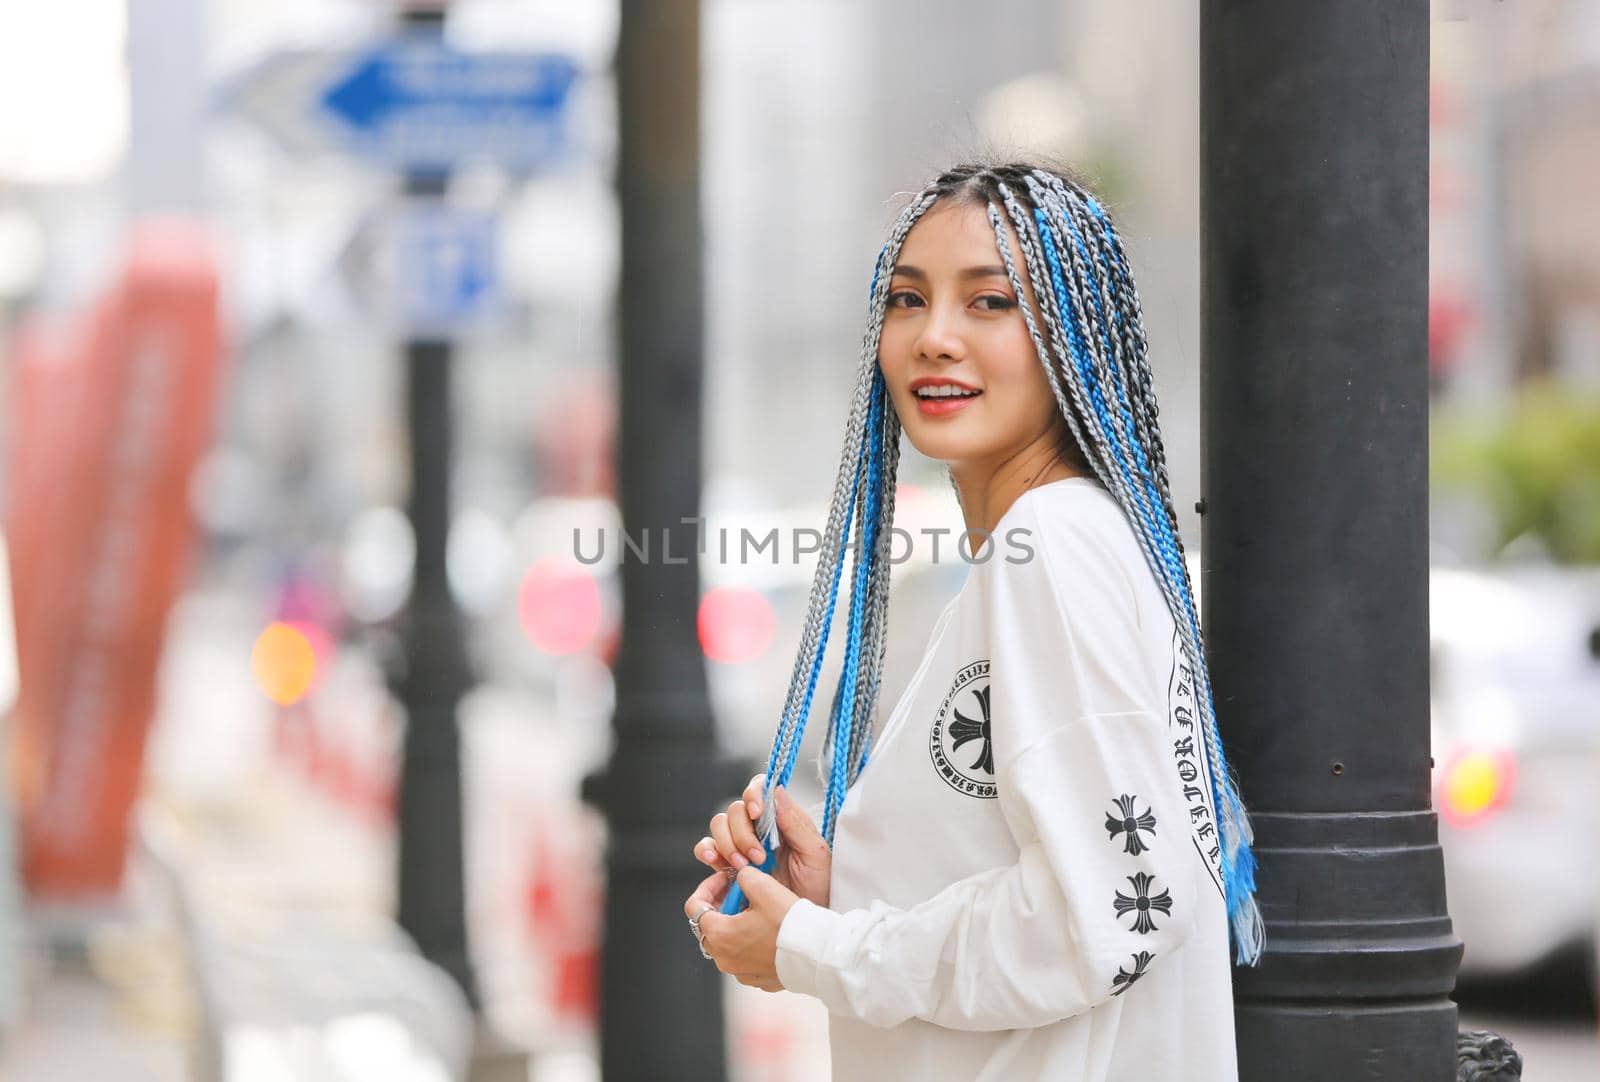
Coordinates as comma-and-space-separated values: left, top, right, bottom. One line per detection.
394, 205, 499, 335
311, 37, 579, 171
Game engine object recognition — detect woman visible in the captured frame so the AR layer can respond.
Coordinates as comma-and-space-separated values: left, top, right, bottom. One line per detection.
683, 161, 1260, 1081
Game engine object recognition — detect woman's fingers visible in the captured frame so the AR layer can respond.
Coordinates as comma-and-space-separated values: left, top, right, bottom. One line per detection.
773, 786, 823, 852
684, 869, 732, 916
693, 835, 731, 871
742, 773, 767, 821
708, 811, 748, 870
725, 800, 766, 867
705, 776, 770, 874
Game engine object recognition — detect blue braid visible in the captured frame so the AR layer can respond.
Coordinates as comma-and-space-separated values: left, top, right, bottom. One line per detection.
1041, 203, 1257, 936
1088, 196, 1260, 915
722, 404, 864, 916
839, 250, 896, 784
723, 254, 894, 916
1075, 199, 1258, 923
1053, 209, 1209, 701
823, 373, 886, 841
767, 427, 862, 796
1034, 213, 1185, 607
1037, 210, 1205, 725
759, 250, 891, 798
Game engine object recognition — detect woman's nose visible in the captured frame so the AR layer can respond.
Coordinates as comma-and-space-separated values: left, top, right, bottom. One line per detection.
913, 305, 965, 362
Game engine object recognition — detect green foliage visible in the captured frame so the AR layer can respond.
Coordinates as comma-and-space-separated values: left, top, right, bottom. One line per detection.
1431, 380, 1600, 563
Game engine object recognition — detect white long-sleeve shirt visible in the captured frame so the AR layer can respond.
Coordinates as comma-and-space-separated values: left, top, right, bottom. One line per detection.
774, 476, 1239, 1082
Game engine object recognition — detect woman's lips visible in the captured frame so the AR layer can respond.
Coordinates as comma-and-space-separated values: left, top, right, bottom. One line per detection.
914, 391, 981, 417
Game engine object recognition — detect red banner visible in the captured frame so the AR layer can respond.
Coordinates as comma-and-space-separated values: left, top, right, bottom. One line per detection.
5, 221, 224, 899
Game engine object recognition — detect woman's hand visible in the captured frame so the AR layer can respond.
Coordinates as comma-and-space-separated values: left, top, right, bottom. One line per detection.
684, 865, 799, 991
694, 773, 830, 908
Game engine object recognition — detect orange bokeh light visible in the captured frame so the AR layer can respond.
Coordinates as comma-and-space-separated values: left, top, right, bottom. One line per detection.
251, 621, 320, 706
1437, 748, 1516, 827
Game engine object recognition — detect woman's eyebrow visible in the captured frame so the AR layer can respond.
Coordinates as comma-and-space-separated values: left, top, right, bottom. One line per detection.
892, 264, 1010, 281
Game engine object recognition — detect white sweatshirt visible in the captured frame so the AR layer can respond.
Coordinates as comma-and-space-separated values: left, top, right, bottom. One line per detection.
774, 476, 1239, 1082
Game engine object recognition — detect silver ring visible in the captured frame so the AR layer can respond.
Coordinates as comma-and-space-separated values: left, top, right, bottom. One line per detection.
689, 903, 715, 959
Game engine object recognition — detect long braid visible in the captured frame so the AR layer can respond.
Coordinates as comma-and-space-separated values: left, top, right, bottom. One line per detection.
1056, 183, 1259, 943
760, 355, 870, 795
759, 196, 931, 804
1012, 168, 1260, 962
1079, 201, 1257, 896
722, 192, 936, 916
991, 185, 1117, 494
1019, 185, 1190, 616
1047, 186, 1211, 757
1081, 198, 1182, 542
819, 377, 885, 838
1040, 178, 1176, 526
1005, 176, 1254, 953
979, 166, 1259, 962
848, 403, 903, 779
803, 193, 936, 822
1029, 176, 1171, 552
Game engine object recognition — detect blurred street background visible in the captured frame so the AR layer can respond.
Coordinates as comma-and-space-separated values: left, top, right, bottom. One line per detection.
0, 0, 1597, 1079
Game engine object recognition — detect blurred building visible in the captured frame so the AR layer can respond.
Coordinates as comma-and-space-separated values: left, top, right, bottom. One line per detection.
1432, 0, 1600, 396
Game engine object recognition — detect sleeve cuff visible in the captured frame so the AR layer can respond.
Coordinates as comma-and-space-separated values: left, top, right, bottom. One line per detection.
774, 897, 843, 999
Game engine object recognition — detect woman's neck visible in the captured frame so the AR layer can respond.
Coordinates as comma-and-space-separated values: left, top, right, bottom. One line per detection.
950, 441, 1089, 547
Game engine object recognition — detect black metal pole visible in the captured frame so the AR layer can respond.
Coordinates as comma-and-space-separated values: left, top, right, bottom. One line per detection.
1200, 3, 1461, 1079
579, 1, 736, 1079
393, 5, 477, 1008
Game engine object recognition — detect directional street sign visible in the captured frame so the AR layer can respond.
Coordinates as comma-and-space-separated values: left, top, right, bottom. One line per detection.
319, 41, 578, 170
223, 36, 580, 172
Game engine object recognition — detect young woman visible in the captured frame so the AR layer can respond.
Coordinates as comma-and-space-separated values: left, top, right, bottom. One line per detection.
683, 161, 1260, 1081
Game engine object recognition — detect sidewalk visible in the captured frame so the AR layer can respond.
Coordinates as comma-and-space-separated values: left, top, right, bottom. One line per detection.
0, 763, 474, 1082
0, 943, 186, 1082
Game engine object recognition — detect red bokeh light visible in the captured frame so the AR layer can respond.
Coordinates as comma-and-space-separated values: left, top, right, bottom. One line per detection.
519, 558, 602, 655
698, 586, 776, 664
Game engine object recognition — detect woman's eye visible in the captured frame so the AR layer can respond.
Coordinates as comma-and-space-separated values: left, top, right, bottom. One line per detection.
887, 290, 923, 308
976, 294, 1015, 311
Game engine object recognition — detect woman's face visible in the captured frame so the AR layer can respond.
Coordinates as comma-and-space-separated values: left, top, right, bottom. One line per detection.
877, 199, 1063, 472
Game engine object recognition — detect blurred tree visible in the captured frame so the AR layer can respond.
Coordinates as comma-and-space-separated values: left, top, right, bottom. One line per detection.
1432, 379, 1600, 563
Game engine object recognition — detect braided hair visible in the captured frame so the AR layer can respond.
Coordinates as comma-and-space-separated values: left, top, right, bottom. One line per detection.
740, 160, 1262, 966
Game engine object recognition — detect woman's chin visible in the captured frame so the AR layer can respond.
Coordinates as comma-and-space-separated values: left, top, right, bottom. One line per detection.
901, 431, 955, 461
903, 434, 980, 469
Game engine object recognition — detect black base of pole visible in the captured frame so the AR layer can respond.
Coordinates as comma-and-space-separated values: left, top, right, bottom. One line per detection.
1237, 1001, 1460, 1082
1229, 811, 1461, 1080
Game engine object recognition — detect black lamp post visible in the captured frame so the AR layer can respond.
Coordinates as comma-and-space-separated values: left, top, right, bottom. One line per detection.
580, 2, 742, 1078
392, 2, 477, 1007
1200, 2, 1462, 1079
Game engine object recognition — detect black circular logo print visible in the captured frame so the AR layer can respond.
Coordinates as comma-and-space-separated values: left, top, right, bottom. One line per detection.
929, 660, 996, 799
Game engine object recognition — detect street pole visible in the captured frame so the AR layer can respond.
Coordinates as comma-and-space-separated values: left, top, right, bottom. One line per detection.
1200, 2, 1462, 1078
393, 3, 478, 1007
580, 1, 736, 1078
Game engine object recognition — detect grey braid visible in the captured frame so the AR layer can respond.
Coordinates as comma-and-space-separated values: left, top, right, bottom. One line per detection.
756, 191, 937, 841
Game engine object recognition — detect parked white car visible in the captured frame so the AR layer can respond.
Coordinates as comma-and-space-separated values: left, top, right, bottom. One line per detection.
1429, 563, 1600, 980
